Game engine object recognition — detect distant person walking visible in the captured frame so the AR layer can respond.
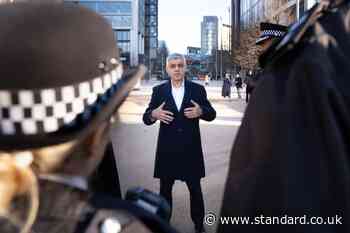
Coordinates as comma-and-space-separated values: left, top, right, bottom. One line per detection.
234, 73, 243, 99
204, 74, 210, 86
221, 73, 232, 98
245, 70, 259, 103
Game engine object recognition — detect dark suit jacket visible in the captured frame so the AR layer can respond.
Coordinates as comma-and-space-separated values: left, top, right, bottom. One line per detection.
143, 80, 216, 180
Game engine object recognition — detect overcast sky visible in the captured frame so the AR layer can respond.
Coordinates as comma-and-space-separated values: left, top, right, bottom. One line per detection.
158, 0, 231, 54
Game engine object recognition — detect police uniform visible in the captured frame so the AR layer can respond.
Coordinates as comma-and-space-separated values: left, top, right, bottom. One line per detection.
0, 2, 178, 233
218, 1, 350, 232
244, 22, 288, 103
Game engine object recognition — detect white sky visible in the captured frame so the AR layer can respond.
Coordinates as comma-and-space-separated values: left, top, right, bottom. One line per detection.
158, 0, 231, 54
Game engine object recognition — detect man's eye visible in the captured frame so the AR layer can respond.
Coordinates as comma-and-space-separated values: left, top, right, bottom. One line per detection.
170, 64, 184, 68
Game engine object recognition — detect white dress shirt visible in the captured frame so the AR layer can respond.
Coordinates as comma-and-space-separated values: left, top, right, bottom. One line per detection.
171, 81, 185, 111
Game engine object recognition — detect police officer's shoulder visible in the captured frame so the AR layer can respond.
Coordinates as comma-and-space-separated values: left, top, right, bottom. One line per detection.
84, 208, 152, 233
87, 193, 179, 233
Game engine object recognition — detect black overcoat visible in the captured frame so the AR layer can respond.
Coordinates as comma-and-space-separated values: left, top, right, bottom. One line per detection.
218, 2, 350, 233
222, 78, 232, 97
143, 80, 216, 180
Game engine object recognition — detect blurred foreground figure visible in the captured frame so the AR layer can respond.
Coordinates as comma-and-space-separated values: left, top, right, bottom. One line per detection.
218, 0, 350, 232
0, 1, 177, 233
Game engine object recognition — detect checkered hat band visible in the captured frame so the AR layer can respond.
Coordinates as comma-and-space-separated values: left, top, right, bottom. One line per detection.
0, 65, 123, 135
262, 29, 285, 38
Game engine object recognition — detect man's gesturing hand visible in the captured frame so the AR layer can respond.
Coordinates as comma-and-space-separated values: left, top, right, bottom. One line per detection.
184, 100, 203, 119
151, 102, 174, 124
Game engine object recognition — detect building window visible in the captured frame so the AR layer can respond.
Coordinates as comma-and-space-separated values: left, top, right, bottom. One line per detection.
115, 30, 130, 41
118, 42, 131, 53
104, 15, 132, 28
148, 15, 157, 26
97, 2, 132, 14
150, 37, 157, 48
150, 5, 156, 13
79, 2, 96, 11
150, 27, 157, 37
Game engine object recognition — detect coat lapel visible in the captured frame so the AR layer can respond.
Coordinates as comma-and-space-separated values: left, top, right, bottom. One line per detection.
180, 80, 191, 113
164, 81, 178, 113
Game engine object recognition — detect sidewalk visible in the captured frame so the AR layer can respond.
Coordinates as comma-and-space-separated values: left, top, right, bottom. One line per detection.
131, 79, 247, 102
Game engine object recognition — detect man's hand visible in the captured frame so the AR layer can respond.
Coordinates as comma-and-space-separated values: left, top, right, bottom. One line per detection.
151, 102, 174, 124
184, 100, 202, 119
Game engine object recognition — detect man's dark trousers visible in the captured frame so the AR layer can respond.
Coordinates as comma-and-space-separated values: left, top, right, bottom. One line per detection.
160, 178, 204, 228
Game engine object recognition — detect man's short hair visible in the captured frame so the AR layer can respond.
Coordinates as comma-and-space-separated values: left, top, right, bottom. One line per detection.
166, 53, 186, 66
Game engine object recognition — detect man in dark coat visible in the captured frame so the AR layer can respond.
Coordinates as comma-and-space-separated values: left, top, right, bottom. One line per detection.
222, 73, 232, 98
245, 23, 288, 104
245, 70, 254, 103
143, 53, 216, 233
218, 1, 350, 232
234, 73, 243, 99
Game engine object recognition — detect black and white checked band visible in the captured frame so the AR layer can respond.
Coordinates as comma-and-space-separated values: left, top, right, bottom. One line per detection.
262, 29, 285, 38
0, 64, 123, 135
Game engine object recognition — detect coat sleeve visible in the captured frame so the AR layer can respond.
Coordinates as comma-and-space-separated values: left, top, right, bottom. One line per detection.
198, 85, 216, 121
142, 86, 159, 125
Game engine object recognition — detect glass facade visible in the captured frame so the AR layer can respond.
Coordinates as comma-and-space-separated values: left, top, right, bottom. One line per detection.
201, 16, 218, 55
65, 0, 150, 66
150, 37, 157, 48
118, 41, 131, 53
115, 30, 131, 41
240, 0, 266, 30
145, 0, 158, 61
239, 0, 320, 30
64, 0, 137, 65
78, 1, 132, 14
78, 1, 132, 28
104, 15, 132, 28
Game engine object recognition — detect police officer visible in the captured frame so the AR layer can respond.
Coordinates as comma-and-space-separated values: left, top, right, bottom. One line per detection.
218, 1, 350, 233
0, 1, 177, 233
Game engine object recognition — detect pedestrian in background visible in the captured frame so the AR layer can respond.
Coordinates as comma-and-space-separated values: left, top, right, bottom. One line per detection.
204, 74, 210, 86
143, 53, 216, 233
245, 70, 256, 103
221, 73, 232, 99
234, 73, 242, 99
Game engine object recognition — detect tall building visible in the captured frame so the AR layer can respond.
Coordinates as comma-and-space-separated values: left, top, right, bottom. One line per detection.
201, 16, 218, 55
187, 47, 201, 56
64, 0, 145, 67
144, 0, 158, 78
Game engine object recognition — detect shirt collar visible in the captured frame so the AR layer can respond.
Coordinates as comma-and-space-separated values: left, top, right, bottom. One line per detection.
171, 79, 185, 89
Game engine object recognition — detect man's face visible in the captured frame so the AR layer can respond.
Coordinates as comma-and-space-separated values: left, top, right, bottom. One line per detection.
166, 58, 186, 82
